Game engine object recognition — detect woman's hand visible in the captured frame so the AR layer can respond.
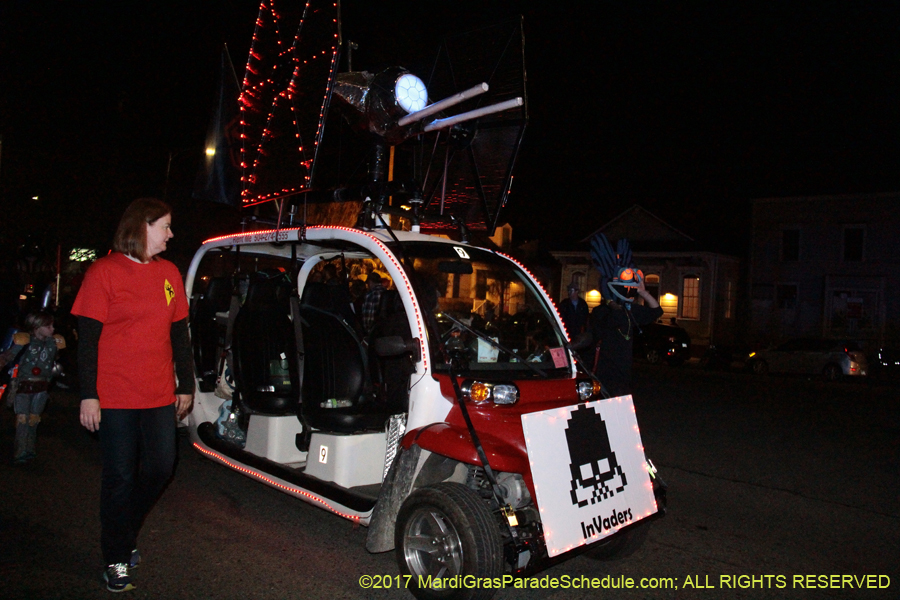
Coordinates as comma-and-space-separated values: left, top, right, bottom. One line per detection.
80, 399, 101, 432
175, 394, 194, 420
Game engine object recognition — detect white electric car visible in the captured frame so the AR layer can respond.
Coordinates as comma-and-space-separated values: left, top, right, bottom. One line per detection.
185, 223, 666, 600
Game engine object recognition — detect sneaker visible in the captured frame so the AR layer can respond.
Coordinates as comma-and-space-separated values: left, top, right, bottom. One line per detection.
129, 548, 141, 569
103, 563, 135, 593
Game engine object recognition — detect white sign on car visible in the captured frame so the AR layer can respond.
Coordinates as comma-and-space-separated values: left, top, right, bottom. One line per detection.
522, 395, 659, 557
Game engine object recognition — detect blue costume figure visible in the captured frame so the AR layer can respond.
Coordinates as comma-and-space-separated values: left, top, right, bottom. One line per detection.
589, 234, 662, 397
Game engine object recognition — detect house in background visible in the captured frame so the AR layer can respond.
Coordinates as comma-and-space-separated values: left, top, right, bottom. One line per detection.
748, 192, 900, 348
551, 205, 741, 351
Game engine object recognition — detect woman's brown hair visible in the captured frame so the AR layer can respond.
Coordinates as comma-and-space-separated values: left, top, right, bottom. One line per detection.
112, 198, 172, 262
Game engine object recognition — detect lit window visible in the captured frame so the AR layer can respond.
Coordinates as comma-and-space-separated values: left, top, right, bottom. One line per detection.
682, 276, 700, 320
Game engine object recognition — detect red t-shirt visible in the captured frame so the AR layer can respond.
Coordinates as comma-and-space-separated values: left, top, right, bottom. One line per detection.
71, 252, 189, 409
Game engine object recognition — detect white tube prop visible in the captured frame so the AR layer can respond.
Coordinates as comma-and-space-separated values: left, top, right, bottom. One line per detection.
423, 97, 524, 132
397, 82, 490, 127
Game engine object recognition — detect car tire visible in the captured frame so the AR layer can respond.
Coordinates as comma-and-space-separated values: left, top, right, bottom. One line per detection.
645, 349, 661, 364
396, 482, 504, 600
823, 364, 842, 382
584, 521, 651, 561
751, 360, 768, 375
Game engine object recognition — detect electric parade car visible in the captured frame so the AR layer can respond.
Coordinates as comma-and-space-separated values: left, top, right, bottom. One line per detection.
184, 223, 666, 600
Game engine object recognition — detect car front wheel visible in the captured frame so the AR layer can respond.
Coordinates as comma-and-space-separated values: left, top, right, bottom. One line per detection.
645, 348, 661, 364
396, 482, 504, 600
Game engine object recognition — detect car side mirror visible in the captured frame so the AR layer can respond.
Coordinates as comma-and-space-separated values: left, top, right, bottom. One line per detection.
374, 336, 421, 362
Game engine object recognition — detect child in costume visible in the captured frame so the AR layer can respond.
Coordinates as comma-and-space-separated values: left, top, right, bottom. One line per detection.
2, 311, 65, 463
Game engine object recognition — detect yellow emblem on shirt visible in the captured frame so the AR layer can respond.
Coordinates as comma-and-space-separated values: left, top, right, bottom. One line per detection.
164, 279, 176, 306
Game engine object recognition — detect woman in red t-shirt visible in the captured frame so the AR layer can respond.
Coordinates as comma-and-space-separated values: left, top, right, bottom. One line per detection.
72, 198, 194, 593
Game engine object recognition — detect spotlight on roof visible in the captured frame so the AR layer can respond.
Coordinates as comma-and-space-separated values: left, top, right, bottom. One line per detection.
394, 73, 427, 114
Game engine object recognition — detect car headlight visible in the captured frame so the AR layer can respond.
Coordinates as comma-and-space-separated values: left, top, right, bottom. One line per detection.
492, 384, 519, 405
577, 380, 603, 401
460, 381, 519, 405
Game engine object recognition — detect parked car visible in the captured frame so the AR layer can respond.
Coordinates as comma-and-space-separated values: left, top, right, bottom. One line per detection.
634, 322, 691, 366
746, 339, 868, 381
185, 225, 666, 599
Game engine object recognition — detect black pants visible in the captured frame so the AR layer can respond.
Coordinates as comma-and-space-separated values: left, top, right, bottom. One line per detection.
98, 404, 176, 565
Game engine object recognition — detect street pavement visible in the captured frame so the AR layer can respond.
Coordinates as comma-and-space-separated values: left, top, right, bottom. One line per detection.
1, 364, 897, 599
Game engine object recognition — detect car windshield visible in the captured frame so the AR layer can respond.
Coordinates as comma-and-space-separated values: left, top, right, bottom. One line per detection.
399, 242, 570, 377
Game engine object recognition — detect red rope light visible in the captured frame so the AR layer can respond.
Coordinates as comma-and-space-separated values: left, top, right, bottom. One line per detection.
193, 441, 361, 522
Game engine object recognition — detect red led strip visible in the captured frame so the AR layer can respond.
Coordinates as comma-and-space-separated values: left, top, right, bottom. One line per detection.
193, 441, 361, 522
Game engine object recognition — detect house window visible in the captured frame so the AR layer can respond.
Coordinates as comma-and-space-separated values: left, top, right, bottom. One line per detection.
570, 271, 586, 294
828, 289, 877, 334
782, 228, 800, 261
724, 280, 734, 319
843, 226, 865, 262
644, 274, 660, 302
776, 284, 798, 309
681, 276, 700, 320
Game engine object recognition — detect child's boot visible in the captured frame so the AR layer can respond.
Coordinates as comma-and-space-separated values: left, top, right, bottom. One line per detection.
25, 414, 41, 460
13, 414, 29, 463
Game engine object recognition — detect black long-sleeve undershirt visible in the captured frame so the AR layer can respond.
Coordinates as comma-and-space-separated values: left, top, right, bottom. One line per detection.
77, 316, 195, 401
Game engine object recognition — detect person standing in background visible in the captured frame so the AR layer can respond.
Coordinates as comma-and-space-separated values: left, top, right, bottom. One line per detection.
559, 283, 590, 337
361, 272, 386, 334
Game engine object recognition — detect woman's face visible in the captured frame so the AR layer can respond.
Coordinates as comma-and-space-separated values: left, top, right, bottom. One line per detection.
146, 213, 173, 258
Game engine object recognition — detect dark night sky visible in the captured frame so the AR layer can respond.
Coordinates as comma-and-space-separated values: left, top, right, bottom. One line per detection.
1, 1, 897, 258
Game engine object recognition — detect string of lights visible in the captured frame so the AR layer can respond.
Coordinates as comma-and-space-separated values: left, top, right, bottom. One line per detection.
239, 0, 340, 207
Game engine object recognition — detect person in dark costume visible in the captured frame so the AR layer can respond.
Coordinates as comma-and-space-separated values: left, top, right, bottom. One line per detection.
588, 234, 662, 397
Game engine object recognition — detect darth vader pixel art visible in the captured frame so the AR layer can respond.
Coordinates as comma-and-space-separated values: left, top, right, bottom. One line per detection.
565, 404, 628, 508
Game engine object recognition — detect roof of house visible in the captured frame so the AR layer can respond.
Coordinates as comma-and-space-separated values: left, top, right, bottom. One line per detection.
580, 204, 698, 252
